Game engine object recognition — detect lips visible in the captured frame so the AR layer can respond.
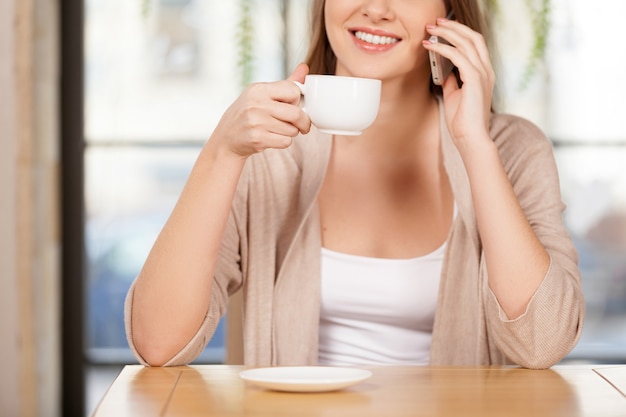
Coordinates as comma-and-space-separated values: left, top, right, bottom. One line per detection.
349, 28, 401, 52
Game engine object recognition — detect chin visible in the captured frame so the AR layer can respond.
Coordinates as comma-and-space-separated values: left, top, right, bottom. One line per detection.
337, 64, 386, 80
338, 59, 416, 82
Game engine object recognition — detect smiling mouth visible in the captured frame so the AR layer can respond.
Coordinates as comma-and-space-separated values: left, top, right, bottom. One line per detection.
352, 31, 400, 46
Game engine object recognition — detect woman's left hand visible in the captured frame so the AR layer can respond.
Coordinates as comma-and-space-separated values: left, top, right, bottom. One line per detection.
423, 18, 495, 151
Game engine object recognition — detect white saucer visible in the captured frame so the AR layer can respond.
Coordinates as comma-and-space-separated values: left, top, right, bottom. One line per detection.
239, 366, 372, 393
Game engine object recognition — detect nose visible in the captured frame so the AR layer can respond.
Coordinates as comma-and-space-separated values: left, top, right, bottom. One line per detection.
361, 0, 395, 22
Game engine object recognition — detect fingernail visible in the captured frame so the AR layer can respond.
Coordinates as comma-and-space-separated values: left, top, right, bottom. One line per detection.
426, 24, 436, 30
437, 17, 448, 23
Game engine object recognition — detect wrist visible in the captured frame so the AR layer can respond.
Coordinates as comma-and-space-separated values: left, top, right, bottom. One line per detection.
198, 138, 248, 173
454, 131, 497, 165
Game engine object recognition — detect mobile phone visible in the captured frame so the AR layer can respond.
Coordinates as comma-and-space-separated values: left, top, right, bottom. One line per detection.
429, 36, 454, 85
429, 10, 455, 86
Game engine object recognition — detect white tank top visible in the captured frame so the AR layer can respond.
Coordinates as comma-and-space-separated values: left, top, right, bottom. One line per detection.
318, 243, 445, 366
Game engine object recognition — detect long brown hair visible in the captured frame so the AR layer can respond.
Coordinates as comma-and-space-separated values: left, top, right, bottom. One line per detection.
304, 0, 491, 77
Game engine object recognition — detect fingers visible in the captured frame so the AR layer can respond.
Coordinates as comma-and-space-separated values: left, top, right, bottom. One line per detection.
268, 100, 312, 136
245, 81, 311, 133
434, 19, 491, 68
276, 63, 312, 130
267, 62, 310, 105
288, 62, 309, 83
423, 20, 494, 88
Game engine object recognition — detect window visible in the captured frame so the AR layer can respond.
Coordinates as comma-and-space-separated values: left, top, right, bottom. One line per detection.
549, 0, 626, 360
498, 0, 626, 360
83, 0, 309, 365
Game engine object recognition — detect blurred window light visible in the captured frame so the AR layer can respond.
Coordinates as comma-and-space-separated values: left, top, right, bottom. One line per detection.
84, 0, 309, 364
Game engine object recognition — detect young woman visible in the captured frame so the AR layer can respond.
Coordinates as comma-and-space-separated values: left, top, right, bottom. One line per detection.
125, 0, 584, 369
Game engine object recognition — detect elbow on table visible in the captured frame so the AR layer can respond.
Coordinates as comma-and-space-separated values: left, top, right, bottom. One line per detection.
140, 352, 170, 367
505, 327, 583, 370
515, 353, 562, 370
133, 339, 183, 367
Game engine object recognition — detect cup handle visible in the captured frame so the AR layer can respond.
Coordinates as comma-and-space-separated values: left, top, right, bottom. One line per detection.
292, 80, 305, 95
292, 81, 306, 113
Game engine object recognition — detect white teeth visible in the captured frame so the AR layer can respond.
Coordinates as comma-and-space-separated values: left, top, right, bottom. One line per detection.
354, 31, 399, 45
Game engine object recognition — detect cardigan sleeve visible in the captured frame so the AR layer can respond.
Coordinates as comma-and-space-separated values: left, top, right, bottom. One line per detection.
482, 116, 585, 369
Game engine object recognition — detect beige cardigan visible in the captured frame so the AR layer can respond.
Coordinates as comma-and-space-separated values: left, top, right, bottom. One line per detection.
125, 104, 585, 369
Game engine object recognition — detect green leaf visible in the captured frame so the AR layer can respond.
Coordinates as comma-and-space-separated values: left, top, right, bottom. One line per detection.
142, 0, 150, 18
237, 0, 254, 90
519, 0, 551, 89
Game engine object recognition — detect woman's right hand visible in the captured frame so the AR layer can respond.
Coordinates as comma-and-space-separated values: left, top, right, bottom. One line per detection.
209, 63, 312, 159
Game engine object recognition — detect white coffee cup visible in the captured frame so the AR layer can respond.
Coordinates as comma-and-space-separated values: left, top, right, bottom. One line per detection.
293, 75, 381, 136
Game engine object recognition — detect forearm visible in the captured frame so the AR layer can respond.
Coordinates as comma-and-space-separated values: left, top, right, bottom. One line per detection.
459, 137, 550, 319
131, 141, 246, 365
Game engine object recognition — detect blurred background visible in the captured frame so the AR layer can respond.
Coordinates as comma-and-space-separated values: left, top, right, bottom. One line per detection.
1, 0, 625, 416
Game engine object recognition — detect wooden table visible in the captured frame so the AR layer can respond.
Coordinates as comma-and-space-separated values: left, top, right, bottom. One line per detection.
92, 364, 626, 417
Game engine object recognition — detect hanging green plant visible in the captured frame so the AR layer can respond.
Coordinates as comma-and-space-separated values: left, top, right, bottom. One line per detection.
520, 0, 551, 89
141, 0, 150, 18
237, 0, 254, 90
483, 0, 551, 89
